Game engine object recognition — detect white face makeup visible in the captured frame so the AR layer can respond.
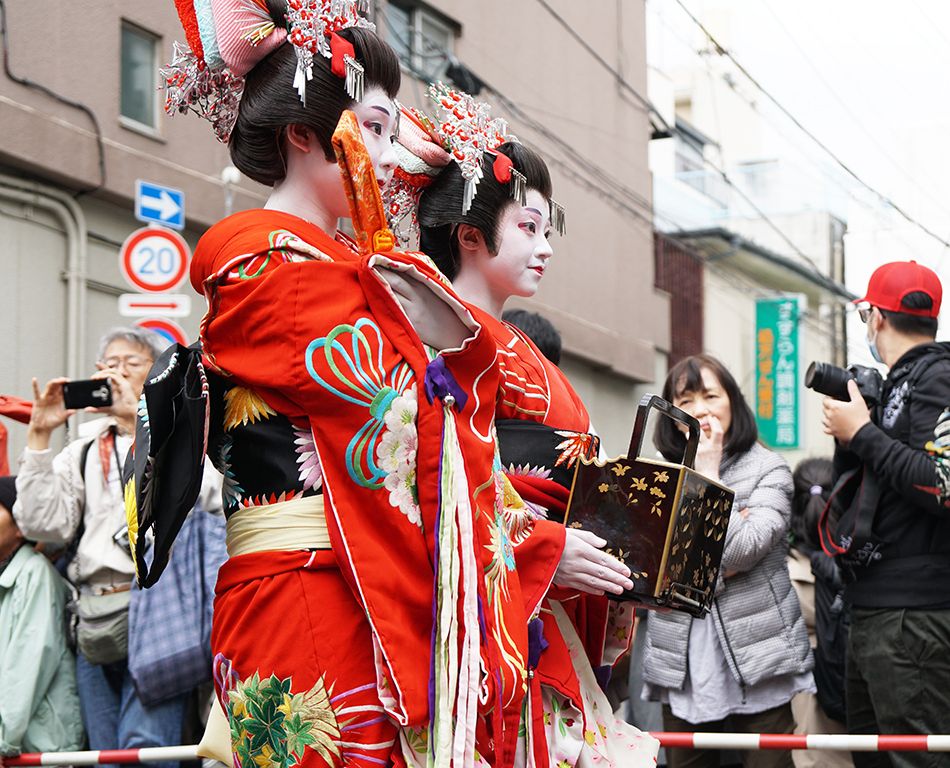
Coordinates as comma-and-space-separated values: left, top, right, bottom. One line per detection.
484, 188, 554, 302
351, 86, 399, 189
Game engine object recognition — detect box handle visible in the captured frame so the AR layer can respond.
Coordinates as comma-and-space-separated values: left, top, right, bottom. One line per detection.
627, 394, 701, 469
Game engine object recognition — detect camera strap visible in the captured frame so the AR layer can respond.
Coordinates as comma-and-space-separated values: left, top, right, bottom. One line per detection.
818, 465, 862, 557
820, 355, 936, 561
97, 425, 121, 489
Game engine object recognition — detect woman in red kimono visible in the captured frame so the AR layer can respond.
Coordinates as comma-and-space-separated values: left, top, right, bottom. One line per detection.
132, 3, 585, 766
388, 92, 660, 766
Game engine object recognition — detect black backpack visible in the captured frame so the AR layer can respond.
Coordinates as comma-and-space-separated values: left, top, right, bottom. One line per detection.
810, 548, 850, 723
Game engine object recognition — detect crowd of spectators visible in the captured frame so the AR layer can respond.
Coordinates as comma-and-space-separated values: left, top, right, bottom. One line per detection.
2, 258, 947, 768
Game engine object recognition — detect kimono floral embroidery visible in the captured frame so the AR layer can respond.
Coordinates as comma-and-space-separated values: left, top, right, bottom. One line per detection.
226, 671, 344, 768
217, 437, 245, 512
553, 430, 596, 468
376, 389, 421, 525
499, 472, 538, 542
224, 387, 277, 431
305, 318, 422, 525
137, 393, 150, 435
484, 509, 517, 603
233, 229, 334, 280
293, 426, 324, 493
507, 463, 552, 481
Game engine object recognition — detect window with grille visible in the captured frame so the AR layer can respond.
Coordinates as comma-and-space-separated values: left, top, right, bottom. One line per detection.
383, 1, 456, 81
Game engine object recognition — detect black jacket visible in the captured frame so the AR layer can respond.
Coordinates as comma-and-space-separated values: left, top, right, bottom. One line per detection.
832, 342, 950, 608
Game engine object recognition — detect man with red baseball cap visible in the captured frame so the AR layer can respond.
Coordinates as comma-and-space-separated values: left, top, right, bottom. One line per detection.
821, 260, 950, 766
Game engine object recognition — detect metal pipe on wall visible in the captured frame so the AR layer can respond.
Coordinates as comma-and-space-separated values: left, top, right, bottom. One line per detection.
0, 172, 88, 387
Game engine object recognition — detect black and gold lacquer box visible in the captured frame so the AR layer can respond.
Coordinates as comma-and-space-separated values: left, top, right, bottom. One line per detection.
564, 395, 735, 617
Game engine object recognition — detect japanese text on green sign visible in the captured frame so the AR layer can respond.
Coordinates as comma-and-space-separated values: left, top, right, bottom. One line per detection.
755, 296, 802, 449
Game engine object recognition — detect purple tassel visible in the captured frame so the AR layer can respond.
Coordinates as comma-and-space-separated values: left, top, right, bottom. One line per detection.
527, 617, 548, 670
424, 356, 468, 411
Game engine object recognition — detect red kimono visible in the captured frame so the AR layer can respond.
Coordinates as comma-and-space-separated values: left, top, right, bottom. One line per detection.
193, 211, 559, 767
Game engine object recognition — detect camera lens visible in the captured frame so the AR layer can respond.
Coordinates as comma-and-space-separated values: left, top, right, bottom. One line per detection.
804, 361, 852, 401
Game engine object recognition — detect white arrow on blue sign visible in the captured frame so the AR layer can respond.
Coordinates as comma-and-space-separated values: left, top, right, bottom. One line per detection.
135, 180, 185, 230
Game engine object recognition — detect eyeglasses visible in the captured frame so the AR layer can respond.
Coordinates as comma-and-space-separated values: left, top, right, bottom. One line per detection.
858, 306, 874, 324
99, 354, 153, 371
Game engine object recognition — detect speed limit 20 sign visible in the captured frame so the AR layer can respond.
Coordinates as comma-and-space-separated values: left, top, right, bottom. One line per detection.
118, 226, 191, 293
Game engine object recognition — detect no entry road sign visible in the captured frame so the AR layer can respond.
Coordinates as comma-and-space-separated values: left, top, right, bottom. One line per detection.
119, 226, 191, 293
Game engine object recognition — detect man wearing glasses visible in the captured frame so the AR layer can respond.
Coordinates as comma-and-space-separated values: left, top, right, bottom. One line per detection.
13, 328, 188, 768
821, 261, 950, 767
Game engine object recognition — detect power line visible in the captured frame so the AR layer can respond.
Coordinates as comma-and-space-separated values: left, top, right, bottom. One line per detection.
672, 0, 950, 251
650, 2, 924, 259
758, 0, 950, 219
532, 0, 834, 278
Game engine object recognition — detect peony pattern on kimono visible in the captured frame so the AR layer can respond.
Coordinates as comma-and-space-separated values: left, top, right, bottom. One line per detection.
374, 388, 422, 526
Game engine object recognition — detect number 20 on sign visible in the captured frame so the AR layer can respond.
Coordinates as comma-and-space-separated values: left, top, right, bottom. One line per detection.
118, 226, 191, 294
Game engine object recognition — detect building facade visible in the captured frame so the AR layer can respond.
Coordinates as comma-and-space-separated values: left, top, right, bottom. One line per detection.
646, 0, 850, 463
0, 1, 668, 459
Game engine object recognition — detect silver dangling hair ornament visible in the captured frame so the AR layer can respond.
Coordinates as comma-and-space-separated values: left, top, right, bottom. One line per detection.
510, 168, 527, 206
462, 161, 484, 215
549, 199, 567, 236
428, 82, 511, 215
286, 0, 375, 105
344, 56, 365, 101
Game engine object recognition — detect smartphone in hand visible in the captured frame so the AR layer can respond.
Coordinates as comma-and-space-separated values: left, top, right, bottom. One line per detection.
63, 379, 113, 410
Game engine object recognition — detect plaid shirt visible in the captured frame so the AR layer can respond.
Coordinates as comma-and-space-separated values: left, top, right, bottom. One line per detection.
127, 506, 227, 705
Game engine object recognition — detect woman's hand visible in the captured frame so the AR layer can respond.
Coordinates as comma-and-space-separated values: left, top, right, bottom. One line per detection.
27, 376, 75, 450
378, 268, 471, 351
553, 529, 634, 596
693, 413, 724, 481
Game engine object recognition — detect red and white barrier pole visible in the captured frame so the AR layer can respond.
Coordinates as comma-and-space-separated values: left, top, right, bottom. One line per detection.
8, 735, 950, 765
656, 732, 950, 752
5, 746, 200, 766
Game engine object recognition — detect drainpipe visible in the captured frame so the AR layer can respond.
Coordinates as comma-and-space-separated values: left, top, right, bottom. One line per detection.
0, 173, 87, 383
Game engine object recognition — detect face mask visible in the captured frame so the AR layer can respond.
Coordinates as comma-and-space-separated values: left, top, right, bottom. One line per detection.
867, 325, 883, 364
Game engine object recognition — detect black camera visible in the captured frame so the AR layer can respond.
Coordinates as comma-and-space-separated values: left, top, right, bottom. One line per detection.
804, 362, 884, 407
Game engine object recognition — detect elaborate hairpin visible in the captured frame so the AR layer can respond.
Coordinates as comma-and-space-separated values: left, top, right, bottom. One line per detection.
426, 83, 565, 234
285, 0, 374, 104
162, 43, 244, 143
427, 82, 512, 214
384, 105, 452, 248
549, 199, 566, 236
163, 0, 374, 142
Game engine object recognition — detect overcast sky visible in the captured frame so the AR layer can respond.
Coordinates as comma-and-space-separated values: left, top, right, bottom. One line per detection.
650, 0, 950, 350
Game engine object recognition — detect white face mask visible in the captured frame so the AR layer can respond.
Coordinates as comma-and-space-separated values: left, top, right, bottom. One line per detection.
867, 319, 883, 364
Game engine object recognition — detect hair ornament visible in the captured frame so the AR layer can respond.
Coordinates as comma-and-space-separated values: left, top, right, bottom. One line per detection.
549, 199, 566, 236
427, 82, 511, 214
809, 484, 824, 497
162, 42, 245, 143
285, 0, 374, 104
510, 168, 527, 207
384, 104, 452, 248
163, 0, 373, 141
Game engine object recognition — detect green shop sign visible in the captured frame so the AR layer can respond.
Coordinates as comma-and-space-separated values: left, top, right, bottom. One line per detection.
755, 296, 803, 450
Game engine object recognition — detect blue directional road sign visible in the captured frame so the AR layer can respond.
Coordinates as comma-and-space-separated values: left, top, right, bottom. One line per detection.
135, 180, 185, 230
